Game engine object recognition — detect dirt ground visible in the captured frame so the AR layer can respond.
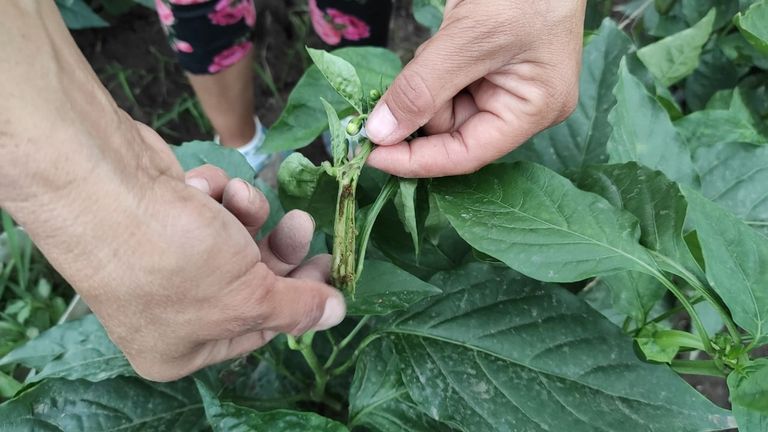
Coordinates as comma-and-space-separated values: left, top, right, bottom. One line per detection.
70, 0, 739, 423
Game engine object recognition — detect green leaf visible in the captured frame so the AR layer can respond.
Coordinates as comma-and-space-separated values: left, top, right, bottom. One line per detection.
196, 379, 348, 431
384, 264, 732, 431
320, 98, 347, 167
264, 48, 401, 153
394, 179, 420, 255
277, 153, 336, 233
0, 370, 21, 399
635, 324, 680, 363
347, 260, 442, 316
681, 0, 739, 29
677, 109, 768, 148
55, 0, 109, 29
306, 48, 363, 114
0, 377, 205, 431
683, 188, 768, 344
637, 9, 716, 86
349, 338, 456, 432
572, 163, 702, 278
172, 140, 256, 184
594, 271, 666, 325
607, 60, 698, 186
685, 46, 747, 111
728, 359, 768, 430
412, 0, 445, 33
432, 162, 658, 282
510, 19, 633, 173
736, 0, 768, 55
694, 142, 768, 236
0, 314, 132, 382
729, 359, 768, 412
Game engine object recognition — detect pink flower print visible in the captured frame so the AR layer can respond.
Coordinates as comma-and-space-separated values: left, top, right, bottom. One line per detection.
173, 39, 194, 53
208, 41, 253, 73
240, 0, 256, 27
327, 8, 370, 41
308, 0, 371, 45
209, 0, 247, 26
309, 0, 341, 45
155, 0, 174, 27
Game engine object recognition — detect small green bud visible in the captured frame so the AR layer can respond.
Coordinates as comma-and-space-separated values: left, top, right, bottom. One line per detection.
346, 116, 363, 135
369, 89, 382, 102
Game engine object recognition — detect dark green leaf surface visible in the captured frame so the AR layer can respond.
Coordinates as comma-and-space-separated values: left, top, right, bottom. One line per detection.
607, 61, 698, 186
0, 314, 131, 382
306, 48, 363, 114
637, 9, 715, 86
694, 141, 768, 236
736, 0, 768, 55
685, 46, 746, 111
684, 188, 768, 344
196, 379, 347, 432
55, 0, 108, 29
573, 163, 702, 278
412, 0, 445, 32
264, 48, 401, 153
0, 377, 205, 431
593, 271, 666, 325
510, 20, 632, 173
173, 140, 256, 183
432, 162, 657, 283
728, 359, 768, 431
320, 98, 347, 167
277, 153, 337, 233
347, 260, 442, 316
349, 338, 456, 432
395, 178, 420, 255
676, 110, 768, 148
384, 264, 731, 432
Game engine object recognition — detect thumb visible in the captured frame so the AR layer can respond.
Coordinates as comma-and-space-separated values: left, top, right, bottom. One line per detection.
366, 27, 489, 146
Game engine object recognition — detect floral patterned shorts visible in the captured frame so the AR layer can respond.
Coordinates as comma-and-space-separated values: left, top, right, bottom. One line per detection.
155, 0, 393, 75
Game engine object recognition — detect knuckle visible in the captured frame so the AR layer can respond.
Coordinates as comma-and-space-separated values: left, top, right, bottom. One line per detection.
288, 292, 326, 335
390, 69, 435, 121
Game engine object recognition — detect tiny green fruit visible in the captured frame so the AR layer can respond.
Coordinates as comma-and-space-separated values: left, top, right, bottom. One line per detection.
346, 116, 363, 135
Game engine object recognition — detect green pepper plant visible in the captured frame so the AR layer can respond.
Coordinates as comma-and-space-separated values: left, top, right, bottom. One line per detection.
3, 2, 768, 430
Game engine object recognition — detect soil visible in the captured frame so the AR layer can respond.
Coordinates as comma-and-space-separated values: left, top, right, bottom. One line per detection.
69, 1, 744, 426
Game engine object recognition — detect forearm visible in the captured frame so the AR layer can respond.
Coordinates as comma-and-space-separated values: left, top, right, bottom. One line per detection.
0, 2, 177, 217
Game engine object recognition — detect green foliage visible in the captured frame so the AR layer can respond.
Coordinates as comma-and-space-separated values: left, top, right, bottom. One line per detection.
412, 0, 445, 33
55, 0, 154, 30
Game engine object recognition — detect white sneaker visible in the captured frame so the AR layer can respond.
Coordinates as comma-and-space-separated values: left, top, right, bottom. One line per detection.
215, 117, 271, 173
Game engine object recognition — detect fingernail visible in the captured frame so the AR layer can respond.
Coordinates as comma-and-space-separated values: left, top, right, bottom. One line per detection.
313, 296, 346, 331
366, 103, 397, 143
186, 177, 210, 194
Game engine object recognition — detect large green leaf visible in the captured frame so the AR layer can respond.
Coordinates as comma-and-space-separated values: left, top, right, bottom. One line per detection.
394, 178, 420, 255
590, 271, 666, 325
510, 19, 633, 173
0, 377, 205, 431
683, 188, 768, 344
694, 141, 768, 236
728, 359, 768, 431
676, 110, 768, 149
263, 48, 402, 153
736, 0, 768, 55
573, 163, 701, 278
306, 48, 363, 114
685, 46, 747, 111
607, 60, 698, 186
347, 260, 442, 316
348, 338, 456, 432
637, 9, 716, 86
432, 162, 658, 282
681, 0, 738, 29
173, 140, 256, 184
384, 264, 732, 431
55, 0, 108, 29
0, 314, 132, 382
195, 379, 347, 431
412, 0, 445, 32
277, 153, 337, 233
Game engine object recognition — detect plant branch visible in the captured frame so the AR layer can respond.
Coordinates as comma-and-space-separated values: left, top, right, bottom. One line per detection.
324, 316, 371, 370
330, 332, 382, 377
652, 271, 714, 353
671, 359, 727, 378
355, 177, 398, 281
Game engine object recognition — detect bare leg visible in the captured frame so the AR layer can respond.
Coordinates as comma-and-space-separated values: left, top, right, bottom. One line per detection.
186, 50, 256, 148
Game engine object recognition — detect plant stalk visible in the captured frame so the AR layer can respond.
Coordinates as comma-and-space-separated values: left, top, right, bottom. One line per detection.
331, 139, 374, 296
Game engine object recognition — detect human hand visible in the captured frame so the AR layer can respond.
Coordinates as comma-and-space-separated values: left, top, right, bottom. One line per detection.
365, 0, 586, 177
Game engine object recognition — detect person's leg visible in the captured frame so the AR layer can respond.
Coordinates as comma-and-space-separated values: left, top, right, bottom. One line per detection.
155, 0, 258, 148
309, 0, 393, 48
